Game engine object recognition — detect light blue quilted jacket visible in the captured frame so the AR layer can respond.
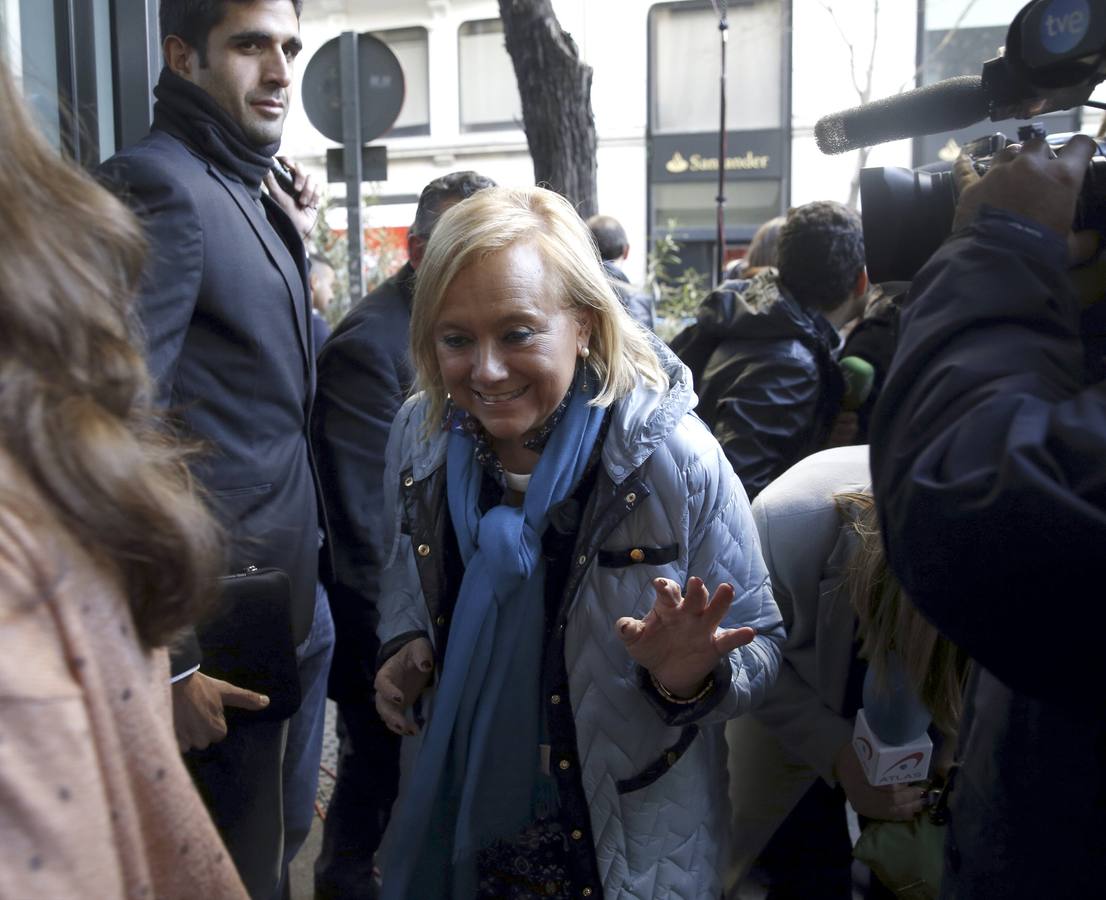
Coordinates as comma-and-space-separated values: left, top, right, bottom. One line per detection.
377, 342, 784, 899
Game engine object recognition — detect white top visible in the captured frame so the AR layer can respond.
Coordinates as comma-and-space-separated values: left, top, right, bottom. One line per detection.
503, 470, 532, 493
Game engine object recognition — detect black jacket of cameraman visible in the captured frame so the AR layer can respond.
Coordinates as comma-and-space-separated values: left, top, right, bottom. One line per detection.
676, 271, 844, 500
870, 207, 1106, 899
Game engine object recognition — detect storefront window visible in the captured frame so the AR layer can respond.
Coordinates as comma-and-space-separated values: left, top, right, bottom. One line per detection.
654, 179, 781, 232
650, 0, 784, 135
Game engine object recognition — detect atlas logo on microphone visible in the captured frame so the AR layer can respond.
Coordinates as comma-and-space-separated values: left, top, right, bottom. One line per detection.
1041, 0, 1090, 54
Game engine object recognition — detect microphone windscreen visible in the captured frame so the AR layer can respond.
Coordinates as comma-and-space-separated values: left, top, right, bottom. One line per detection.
840, 355, 876, 411
815, 75, 989, 155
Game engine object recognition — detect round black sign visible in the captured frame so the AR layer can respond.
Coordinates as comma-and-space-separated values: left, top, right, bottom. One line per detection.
302, 33, 406, 144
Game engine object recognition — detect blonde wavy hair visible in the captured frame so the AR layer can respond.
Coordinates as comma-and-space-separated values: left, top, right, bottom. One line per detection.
409, 185, 668, 431
0, 60, 221, 649
837, 492, 970, 737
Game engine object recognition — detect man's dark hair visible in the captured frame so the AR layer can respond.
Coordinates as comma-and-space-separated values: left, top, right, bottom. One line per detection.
586, 214, 629, 262
777, 200, 865, 313
410, 171, 497, 240
160, 0, 303, 64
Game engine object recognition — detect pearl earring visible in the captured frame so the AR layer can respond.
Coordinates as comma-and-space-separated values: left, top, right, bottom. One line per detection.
579, 346, 590, 359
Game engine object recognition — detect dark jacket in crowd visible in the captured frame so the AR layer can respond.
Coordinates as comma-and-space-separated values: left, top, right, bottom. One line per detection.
838, 282, 907, 442
869, 209, 1106, 898
311, 263, 416, 704
603, 260, 655, 331
99, 72, 321, 663
674, 271, 844, 500
312, 309, 332, 358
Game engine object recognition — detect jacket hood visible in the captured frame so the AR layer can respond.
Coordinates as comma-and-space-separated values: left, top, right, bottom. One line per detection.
696, 270, 832, 347
403, 334, 695, 485
601, 334, 695, 483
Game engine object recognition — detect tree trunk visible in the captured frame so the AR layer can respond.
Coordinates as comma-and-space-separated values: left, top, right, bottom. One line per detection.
498, 0, 598, 218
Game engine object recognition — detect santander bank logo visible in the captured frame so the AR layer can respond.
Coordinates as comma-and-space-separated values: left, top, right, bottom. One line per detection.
1041, 0, 1091, 54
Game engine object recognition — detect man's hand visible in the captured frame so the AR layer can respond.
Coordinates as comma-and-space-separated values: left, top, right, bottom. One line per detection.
264, 156, 322, 240
952, 135, 1097, 240
834, 741, 925, 822
172, 671, 270, 752
375, 637, 435, 737
616, 576, 756, 698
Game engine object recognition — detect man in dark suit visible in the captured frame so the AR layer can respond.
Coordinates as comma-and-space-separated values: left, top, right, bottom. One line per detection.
98, 2, 330, 897
311, 171, 495, 899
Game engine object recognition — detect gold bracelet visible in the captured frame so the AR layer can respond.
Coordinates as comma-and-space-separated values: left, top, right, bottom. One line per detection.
650, 672, 713, 705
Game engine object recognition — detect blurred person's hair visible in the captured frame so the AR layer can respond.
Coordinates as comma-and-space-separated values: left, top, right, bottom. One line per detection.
837, 492, 970, 736
160, 0, 304, 65
0, 59, 220, 649
410, 171, 497, 241
744, 215, 786, 270
410, 186, 668, 432
585, 214, 629, 262
778, 201, 865, 313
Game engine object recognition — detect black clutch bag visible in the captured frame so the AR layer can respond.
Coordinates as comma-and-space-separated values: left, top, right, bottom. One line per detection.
197, 566, 302, 722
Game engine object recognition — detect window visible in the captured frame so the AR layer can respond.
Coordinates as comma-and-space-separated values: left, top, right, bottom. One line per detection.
458, 19, 522, 132
7, 0, 62, 150
4, 0, 157, 164
654, 179, 780, 232
651, 0, 784, 135
370, 26, 429, 137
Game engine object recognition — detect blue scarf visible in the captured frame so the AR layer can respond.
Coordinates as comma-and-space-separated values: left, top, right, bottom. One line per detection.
382, 367, 605, 899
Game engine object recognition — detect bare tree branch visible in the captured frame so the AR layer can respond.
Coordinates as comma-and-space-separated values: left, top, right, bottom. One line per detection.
817, 1, 863, 97
897, 0, 982, 92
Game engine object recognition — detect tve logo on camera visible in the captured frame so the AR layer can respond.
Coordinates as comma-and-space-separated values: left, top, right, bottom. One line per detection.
1041, 0, 1090, 54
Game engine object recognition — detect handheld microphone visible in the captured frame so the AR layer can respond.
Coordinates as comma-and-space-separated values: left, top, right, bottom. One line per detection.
815, 76, 990, 155
852, 655, 934, 786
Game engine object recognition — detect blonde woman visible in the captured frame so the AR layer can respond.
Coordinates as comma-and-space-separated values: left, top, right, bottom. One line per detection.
372, 186, 784, 899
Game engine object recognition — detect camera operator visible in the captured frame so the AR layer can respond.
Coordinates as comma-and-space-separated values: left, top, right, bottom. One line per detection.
869, 134, 1105, 898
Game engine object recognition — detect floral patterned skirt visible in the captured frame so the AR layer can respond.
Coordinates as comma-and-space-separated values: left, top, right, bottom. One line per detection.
477, 817, 574, 899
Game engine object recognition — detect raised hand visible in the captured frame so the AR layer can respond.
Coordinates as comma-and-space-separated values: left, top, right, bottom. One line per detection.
374, 636, 435, 736
615, 576, 756, 699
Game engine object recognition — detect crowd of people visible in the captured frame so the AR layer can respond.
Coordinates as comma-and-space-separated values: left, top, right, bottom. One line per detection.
1, 1, 1104, 899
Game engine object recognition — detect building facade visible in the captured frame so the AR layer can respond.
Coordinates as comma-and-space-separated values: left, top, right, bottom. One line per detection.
3, 0, 1095, 289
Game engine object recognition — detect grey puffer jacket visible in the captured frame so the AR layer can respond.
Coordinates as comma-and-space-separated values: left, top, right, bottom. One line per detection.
376, 342, 784, 899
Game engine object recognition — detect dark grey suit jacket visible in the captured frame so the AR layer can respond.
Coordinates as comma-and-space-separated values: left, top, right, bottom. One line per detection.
100, 127, 321, 669
311, 265, 415, 703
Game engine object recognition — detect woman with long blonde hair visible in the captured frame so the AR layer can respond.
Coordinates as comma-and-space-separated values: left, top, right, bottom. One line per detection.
726, 444, 968, 897
0, 58, 247, 898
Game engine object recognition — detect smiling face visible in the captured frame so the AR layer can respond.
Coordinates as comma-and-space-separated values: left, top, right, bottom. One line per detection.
168, 0, 302, 147
434, 241, 590, 470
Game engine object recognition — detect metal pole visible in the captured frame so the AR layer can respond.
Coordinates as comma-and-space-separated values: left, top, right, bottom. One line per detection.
714, 1, 729, 284
339, 31, 364, 299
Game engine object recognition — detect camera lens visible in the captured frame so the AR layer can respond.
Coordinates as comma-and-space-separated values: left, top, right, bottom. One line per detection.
860, 166, 957, 283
